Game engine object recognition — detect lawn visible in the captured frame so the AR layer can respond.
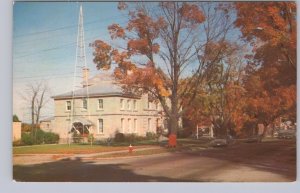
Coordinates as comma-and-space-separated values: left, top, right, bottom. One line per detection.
13, 138, 211, 155
13, 144, 153, 155
92, 148, 176, 158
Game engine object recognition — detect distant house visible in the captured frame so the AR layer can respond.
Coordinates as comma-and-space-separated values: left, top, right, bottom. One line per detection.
51, 69, 167, 142
40, 116, 55, 132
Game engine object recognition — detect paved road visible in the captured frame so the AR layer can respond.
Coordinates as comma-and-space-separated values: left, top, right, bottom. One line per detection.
13, 140, 296, 182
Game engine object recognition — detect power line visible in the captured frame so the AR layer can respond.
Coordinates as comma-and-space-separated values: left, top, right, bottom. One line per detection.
14, 34, 112, 59
14, 15, 126, 38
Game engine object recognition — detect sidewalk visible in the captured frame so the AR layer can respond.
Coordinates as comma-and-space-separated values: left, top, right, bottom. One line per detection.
13, 146, 165, 165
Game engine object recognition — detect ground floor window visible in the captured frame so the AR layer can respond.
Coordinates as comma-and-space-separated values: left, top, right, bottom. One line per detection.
98, 119, 103, 134
148, 118, 151, 131
128, 118, 131, 133
134, 119, 137, 133
121, 118, 125, 133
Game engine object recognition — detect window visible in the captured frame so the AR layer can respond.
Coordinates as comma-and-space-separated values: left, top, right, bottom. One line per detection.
82, 98, 87, 110
134, 119, 137, 133
133, 100, 137, 110
98, 119, 103, 133
127, 99, 131, 110
120, 99, 124, 110
121, 118, 125, 133
128, 118, 131, 132
66, 101, 71, 111
148, 101, 151, 109
148, 118, 151, 131
98, 99, 103, 109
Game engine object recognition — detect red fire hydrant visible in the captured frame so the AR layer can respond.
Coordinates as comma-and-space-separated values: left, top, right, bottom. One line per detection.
128, 144, 133, 153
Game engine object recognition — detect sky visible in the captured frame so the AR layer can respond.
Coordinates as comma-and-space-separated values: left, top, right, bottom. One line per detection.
12, 1, 243, 123
13, 2, 127, 122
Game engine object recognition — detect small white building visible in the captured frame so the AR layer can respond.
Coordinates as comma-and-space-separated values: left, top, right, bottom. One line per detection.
51, 71, 166, 142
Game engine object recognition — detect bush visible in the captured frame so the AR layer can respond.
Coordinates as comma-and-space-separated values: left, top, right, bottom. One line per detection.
13, 114, 20, 122
44, 132, 59, 144
114, 132, 125, 142
21, 132, 34, 145
146, 132, 158, 140
21, 129, 60, 145
34, 129, 46, 144
88, 134, 94, 143
177, 128, 193, 139
13, 140, 22, 146
72, 132, 82, 143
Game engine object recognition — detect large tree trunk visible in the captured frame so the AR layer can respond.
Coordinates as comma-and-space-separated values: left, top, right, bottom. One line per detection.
168, 93, 179, 146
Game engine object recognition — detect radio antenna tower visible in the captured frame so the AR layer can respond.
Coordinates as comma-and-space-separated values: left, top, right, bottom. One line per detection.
69, 4, 91, 143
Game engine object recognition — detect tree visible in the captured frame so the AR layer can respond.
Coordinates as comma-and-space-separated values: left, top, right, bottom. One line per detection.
92, 2, 237, 144
183, 43, 249, 137
235, 2, 296, 133
13, 114, 20, 122
21, 81, 50, 128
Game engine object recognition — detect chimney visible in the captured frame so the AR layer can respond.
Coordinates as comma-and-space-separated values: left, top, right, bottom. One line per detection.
82, 67, 90, 87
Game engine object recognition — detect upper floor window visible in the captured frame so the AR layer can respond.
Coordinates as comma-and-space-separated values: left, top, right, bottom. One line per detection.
82, 98, 87, 110
148, 101, 151, 109
127, 99, 131, 110
66, 101, 71, 111
120, 99, 124, 110
98, 99, 103, 109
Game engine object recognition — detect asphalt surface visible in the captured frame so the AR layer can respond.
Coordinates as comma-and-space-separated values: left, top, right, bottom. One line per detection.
13, 139, 296, 182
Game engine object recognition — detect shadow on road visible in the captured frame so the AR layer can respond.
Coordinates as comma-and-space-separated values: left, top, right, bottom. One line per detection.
13, 157, 196, 182
180, 140, 296, 181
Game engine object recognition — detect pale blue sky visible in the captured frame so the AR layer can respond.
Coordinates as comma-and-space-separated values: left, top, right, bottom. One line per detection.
13, 1, 243, 123
13, 2, 127, 122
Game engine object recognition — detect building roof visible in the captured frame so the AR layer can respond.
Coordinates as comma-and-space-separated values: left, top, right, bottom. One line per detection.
40, 116, 55, 122
52, 73, 138, 99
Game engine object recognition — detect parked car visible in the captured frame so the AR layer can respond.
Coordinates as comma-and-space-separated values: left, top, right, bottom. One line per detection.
278, 129, 296, 139
209, 138, 228, 147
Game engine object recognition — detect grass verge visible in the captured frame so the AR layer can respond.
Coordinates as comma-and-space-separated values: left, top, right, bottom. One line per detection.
13, 144, 153, 155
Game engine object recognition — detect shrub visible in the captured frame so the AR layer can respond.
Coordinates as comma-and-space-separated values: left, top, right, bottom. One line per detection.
114, 132, 125, 142
146, 132, 158, 140
177, 128, 193, 139
72, 132, 82, 143
21, 129, 60, 145
34, 128, 45, 144
88, 134, 94, 143
21, 132, 34, 145
13, 114, 20, 122
13, 140, 22, 146
44, 132, 59, 144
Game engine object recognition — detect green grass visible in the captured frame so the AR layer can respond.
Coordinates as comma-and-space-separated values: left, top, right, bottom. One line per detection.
13, 138, 211, 155
93, 148, 178, 158
13, 144, 153, 155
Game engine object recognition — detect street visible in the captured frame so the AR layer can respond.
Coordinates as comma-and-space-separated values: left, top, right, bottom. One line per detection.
13, 140, 296, 182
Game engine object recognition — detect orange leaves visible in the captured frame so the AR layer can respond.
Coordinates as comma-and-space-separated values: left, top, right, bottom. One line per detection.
108, 24, 125, 39
179, 3, 205, 24
127, 39, 149, 55
91, 40, 112, 70
235, 2, 296, 48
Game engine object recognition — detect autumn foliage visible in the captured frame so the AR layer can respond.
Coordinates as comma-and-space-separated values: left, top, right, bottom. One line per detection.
92, 2, 296, 139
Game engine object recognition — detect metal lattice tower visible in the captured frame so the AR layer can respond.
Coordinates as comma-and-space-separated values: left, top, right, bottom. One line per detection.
69, 4, 91, 142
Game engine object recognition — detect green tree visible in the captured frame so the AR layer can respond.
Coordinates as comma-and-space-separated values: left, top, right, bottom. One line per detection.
13, 114, 20, 122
